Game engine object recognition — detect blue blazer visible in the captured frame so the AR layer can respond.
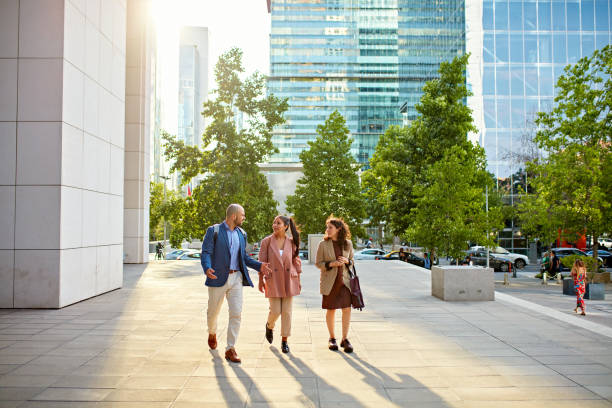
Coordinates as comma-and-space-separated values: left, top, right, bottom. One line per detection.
201, 222, 261, 287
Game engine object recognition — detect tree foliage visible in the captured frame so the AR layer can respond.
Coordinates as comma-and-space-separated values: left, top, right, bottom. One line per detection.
161, 48, 288, 246
520, 45, 612, 272
363, 54, 476, 236
286, 111, 366, 238
407, 145, 504, 260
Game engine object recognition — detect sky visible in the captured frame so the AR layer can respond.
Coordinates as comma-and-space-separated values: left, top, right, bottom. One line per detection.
152, 0, 272, 131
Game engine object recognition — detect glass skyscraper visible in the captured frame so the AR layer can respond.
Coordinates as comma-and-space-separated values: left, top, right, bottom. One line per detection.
267, 0, 465, 165
472, 0, 611, 179
466, 0, 611, 253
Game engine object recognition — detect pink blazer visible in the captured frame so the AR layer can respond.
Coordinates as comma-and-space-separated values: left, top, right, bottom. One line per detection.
258, 235, 302, 298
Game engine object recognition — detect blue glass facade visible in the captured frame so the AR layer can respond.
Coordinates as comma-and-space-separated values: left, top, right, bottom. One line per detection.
267, 0, 465, 164
480, 0, 611, 178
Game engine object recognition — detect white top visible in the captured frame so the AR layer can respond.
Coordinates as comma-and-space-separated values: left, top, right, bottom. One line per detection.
279, 249, 284, 256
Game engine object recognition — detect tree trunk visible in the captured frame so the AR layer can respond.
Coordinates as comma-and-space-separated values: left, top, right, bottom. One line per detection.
592, 234, 599, 274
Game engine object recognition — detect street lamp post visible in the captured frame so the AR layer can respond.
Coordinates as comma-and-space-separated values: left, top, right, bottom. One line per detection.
160, 175, 170, 251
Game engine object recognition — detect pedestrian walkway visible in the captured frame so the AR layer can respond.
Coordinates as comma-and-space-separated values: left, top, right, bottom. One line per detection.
494, 275, 612, 329
0, 259, 611, 407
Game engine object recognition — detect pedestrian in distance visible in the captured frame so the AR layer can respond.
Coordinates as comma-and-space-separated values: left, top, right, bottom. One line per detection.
550, 250, 561, 279
571, 259, 588, 316
315, 215, 355, 353
201, 204, 272, 363
155, 242, 163, 260
258, 215, 302, 354
398, 247, 407, 262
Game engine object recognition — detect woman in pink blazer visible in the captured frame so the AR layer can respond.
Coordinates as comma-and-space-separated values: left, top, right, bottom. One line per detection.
258, 215, 302, 353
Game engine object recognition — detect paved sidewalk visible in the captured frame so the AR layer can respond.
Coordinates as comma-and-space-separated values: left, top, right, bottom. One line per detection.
0, 259, 611, 407
494, 275, 612, 328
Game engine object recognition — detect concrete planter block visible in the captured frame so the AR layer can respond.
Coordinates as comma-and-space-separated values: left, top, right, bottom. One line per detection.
431, 266, 494, 301
592, 272, 611, 284
563, 278, 576, 296
585, 283, 605, 300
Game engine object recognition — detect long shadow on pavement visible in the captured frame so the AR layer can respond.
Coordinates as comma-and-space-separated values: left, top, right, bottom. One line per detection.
271, 347, 373, 408
338, 351, 456, 407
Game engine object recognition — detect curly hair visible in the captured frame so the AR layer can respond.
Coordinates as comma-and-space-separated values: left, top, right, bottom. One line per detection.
324, 215, 351, 250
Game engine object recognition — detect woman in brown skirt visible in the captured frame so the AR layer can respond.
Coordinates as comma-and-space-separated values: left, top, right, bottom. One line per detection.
315, 216, 355, 353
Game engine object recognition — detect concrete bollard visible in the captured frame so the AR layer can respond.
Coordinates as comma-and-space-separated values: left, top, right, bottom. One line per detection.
503, 272, 509, 286
542, 272, 548, 285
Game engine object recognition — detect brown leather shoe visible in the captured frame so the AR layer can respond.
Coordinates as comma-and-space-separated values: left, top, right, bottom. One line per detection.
225, 348, 241, 363
207, 334, 217, 350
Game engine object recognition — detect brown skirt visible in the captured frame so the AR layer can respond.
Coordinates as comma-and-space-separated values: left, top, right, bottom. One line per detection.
322, 268, 352, 310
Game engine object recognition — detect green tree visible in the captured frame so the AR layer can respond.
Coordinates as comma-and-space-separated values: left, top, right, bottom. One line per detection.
162, 48, 288, 246
363, 54, 476, 235
521, 45, 612, 272
407, 145, 504, 261
149, 180, 183, 242
286, 111, 366, 238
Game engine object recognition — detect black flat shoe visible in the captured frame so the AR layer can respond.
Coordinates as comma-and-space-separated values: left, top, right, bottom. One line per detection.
265, 323, 273, 344
328, 337, 338, 351
281, 341, 290, 353
340, 338, 353, 353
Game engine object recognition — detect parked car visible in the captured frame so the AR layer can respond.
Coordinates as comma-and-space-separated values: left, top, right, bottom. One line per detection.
247, 249, 260, 259
469, 246, 529, 269
597, 238, 612, 250
404, 252, 427, 268
354, 248, 386, 260
544, 248, 604, 271
586, 249, 612, 267
375, 250, 401, 261
299, 249, 309, 260
176, 251, 201, 260
165, 249, 190, 260
466, 250, 513, 272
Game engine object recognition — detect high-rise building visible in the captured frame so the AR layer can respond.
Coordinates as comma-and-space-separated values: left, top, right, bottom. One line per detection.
466, 0, 611, 253
467, 0, 611, 180
178, 27, 209, 150
267, 0, 464, 166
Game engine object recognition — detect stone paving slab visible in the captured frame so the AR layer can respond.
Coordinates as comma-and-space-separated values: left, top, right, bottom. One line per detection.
0, 259, 611, 407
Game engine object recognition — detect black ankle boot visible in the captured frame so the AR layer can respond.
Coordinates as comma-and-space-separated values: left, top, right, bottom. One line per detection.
281, 340, 290, 353
328, 338, 338, 351
265, 323, 273, 344
340, 338, 353, 353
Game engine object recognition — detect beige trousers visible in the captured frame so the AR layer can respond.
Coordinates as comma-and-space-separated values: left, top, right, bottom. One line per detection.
267, 297, 293, 337
207, 272, 243, 350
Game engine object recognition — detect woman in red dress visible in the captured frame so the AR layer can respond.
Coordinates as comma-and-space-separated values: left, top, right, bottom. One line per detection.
571, 259, 587, 316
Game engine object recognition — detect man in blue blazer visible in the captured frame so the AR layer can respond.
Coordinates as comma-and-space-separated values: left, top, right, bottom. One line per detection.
201, 204, 271, 363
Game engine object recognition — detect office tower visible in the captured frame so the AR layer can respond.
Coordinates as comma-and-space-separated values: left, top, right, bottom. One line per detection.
178, 26, 209, 149
466, 0, 611, 253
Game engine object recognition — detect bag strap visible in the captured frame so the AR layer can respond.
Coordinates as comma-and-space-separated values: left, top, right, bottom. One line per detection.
348, 262, 357, 278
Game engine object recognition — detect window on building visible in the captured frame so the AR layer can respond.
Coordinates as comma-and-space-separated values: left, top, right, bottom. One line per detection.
524, 34, 538, 62
497, 98, 511, 128
567, 34, 581, 62
539, 66, 553, 96
581, 0, 594, 31
496, 66, 510, 96
510, 34, 523, 62
484, 97, 496, 129
582, 34, 595, 57
552, 2, 566, 31
538, 2, 552, 31
484, 34, 495, 62
495, 0, 509, 31
595, 0, 609, 31
483, 68, 495, 95
483, 2, 494, 30
509, 2, 522, 31
524, 3, 537, 30
496, 34, 509, 62
553, 33, 566, 64
596, 33, 609, 51
511, 98, 525, 128
538, 34, 552, 62
566, 2, 580, 31
524, 68, 538, 96
510, 66, 524, 97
